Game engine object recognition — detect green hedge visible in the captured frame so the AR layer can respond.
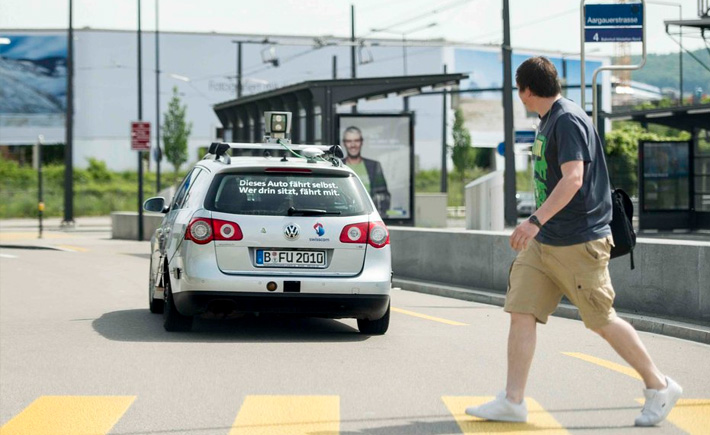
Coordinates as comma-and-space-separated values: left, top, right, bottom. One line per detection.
0, 159, 185, 218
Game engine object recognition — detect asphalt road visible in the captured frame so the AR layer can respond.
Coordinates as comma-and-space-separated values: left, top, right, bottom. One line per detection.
1, 231, 709, 434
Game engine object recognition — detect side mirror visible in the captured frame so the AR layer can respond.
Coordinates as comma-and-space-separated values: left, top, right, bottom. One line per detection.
143, 197, 169, 213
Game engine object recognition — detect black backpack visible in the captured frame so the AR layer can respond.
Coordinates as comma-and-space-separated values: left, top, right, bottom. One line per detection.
609, 188, 636, 269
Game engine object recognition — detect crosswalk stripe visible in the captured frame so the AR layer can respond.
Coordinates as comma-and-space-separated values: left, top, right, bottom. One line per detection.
562, 352, 642, 380
634, 398, 710, 435
442, 396, 569, 434
0, 395, 136, 435
229, 395, 339, 435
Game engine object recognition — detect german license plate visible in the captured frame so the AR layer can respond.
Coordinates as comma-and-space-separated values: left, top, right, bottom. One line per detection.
256, 250, 326, 268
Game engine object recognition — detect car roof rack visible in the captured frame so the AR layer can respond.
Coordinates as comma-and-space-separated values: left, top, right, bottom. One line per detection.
203, 142, 345, 167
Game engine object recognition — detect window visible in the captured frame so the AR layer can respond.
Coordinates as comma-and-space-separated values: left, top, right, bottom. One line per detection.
205, 172, 372, 217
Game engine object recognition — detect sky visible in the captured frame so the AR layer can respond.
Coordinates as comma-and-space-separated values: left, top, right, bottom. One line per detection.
0, 0, 706, 57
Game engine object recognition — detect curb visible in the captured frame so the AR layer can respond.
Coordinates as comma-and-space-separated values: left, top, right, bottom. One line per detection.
0, 244, 63, 251
393, 278, 710, 345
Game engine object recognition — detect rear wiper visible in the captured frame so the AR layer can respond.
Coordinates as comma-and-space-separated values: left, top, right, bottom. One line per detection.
287, 207, 341, 216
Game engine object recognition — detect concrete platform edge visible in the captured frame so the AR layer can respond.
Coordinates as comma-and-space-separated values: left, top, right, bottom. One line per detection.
393, 277, 710, 345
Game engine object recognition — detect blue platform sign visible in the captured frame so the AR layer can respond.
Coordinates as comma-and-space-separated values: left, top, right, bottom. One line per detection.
515, 130, 536, 144
584, 3, 643, 43
585, 27, 642, 43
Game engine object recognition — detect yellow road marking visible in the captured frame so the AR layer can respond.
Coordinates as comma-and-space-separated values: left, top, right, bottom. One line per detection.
392, 307, 468, 326
230, 395, 339, 435
0, 395, 135, 435
0, 232, 69, 241
442, 396, 568, 434
562, 352, 642, 380
634, 398, 710, 435
57, 245, 89, 252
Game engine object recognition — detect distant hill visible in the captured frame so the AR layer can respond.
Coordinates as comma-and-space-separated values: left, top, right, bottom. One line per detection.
619, 49, 710, 94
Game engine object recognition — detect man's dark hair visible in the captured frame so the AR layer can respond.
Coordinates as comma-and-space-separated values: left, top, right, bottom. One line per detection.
343, 126, 363, 141
515, 56, 561, 98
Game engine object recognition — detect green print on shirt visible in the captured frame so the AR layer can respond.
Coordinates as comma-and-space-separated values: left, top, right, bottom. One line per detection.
532, 134, 548, 208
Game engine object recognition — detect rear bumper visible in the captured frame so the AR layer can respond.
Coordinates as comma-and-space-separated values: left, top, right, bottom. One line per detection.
173, 292, 390, 320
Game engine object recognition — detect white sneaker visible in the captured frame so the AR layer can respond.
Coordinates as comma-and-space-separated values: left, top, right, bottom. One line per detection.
465, 391, 528, 423
635, 376, 683, 427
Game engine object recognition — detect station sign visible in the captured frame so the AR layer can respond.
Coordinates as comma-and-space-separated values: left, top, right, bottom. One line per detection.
131, 121, 151, 151
584, 3, 643, 43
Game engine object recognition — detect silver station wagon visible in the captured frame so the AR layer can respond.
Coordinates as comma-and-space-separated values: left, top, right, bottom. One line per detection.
143, 112, 392, 334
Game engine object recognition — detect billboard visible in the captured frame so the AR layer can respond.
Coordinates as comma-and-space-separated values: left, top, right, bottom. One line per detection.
0, 34, 67, 127
337, 114, 413, 224
640, 141, 690, 211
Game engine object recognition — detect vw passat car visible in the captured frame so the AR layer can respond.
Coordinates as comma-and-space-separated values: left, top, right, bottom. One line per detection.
143, 138, 392, 334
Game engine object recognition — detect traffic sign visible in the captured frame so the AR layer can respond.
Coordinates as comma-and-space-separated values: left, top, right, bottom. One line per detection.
584, 3, 643, 43
131, 121, 151, 151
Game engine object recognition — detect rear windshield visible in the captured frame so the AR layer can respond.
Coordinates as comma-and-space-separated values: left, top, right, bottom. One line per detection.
205, 172, 373, 217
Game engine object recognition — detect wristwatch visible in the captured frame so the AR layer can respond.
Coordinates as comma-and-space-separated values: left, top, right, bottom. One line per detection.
528, 215, 543, 229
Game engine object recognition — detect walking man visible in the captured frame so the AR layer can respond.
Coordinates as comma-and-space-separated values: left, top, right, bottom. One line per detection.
465, 57, 682, 426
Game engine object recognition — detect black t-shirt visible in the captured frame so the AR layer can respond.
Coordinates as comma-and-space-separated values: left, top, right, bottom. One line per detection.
532, 98, 612, 246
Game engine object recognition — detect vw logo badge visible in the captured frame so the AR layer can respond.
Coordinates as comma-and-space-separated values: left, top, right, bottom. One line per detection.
284, 224, 300, 240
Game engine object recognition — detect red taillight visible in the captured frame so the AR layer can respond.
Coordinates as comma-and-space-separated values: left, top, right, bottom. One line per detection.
185, 218, 213, 244
368, 221, 389, 248
185, 218, 242, 244
339, 221, 389, 248
340, 223, 368, 244
213, 218, 243, 241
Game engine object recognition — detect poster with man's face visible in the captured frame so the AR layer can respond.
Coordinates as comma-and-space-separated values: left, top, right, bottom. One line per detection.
337, 115, 412, 221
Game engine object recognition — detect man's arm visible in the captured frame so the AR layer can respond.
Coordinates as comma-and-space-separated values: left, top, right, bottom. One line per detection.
509, 160, 584, 251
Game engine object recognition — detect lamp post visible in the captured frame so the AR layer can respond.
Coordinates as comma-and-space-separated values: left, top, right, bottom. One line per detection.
137, 0, 144, 242
155, 0, 162, 193
232, 40, 243, 99
63, 0, 75, 228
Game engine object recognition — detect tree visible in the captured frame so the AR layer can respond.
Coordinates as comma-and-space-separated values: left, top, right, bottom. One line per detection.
162, 86, 192, 180
605, 122, 690, 197
451, 108, 477, 198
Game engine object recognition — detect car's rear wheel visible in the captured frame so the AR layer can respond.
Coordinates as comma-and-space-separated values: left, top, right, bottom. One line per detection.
162, 271, 193, 332
148, 259, 164, 314
357, 303, 389, 335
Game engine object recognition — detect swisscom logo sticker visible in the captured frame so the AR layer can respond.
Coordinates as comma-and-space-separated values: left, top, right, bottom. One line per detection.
310, 223, 329, 242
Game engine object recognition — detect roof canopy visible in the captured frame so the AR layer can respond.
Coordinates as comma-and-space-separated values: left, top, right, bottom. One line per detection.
213, 73, 467, 145
603, 104, 710, 131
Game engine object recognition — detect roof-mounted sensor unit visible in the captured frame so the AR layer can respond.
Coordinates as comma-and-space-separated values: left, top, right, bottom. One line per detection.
263, 111, 292, 144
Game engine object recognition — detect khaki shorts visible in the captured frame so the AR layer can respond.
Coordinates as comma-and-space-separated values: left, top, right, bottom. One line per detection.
504, 235, 617, 330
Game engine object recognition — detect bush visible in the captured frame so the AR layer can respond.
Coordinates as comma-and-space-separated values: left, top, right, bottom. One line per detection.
0, 160, 180, 218
605, 122, 691, 197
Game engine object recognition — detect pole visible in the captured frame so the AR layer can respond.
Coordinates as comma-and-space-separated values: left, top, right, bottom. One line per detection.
679, 5, 683, 105
37, 135, 44, 239
238, 41, 243, 98
63, 0, 74, 226
502, 0, 517, 227
155, 0, 161, 193
350, 4, 357, 113
350, 4, 356, 79
441, 65, 448, 194
332, 55, 337, 79
402, 34, 407, 75
138, 0, 144, 241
